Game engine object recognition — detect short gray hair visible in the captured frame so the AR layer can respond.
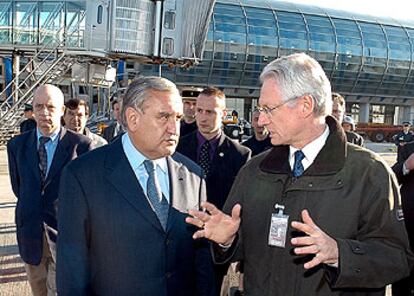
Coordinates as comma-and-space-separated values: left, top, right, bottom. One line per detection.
121, 76, 180, 127
260, 53, 332, 117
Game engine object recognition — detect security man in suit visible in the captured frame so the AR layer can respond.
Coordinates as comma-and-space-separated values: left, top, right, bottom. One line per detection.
7, 84, 93, 296
57, 76, 215, 296
176, 87, 251, 294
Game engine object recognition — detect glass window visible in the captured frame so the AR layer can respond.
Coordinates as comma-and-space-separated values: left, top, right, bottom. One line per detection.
97, 5, 103, 24
164, 11, 175, 29
0, 2, 13, 44
14, 1, 38, 44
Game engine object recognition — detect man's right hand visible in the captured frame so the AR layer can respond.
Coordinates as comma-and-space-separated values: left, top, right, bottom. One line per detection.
186, 202, 241, 245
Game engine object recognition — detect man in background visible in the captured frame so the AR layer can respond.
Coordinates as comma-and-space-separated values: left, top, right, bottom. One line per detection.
342, 115, 364, 146
177, 87, 251, 294
63, 98, 107, 148
20, 103, 37, 133
103, 99, 124, 142
180, 88, 201, 138
242, 109, 272, 156
394, 122, 414, 160
7, 84, 92, 296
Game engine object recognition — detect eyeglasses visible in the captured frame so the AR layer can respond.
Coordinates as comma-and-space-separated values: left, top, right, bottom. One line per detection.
255, 96, 300, 117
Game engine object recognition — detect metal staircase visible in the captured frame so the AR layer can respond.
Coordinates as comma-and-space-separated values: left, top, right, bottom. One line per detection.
0, 11, 85, 146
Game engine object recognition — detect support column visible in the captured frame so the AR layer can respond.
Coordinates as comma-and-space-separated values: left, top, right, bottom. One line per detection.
359, 103, 370, 123
12, 51, 20, 104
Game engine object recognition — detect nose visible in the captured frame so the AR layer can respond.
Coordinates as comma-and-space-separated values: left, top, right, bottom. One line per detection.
167, 119, 179, 135
257, 112, 269, 127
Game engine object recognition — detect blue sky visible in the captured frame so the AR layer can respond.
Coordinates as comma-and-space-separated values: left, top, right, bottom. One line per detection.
284, 0, 414, 20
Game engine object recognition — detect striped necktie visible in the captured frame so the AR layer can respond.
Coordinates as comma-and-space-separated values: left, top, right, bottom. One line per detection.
38, 136, 51, 183
143, 160, 169, 230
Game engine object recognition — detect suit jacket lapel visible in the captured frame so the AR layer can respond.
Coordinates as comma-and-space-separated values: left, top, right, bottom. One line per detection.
166, 154, 202, 233
46, 128, 70, 185
105, 139, 164, 232
24, 130, 41, 184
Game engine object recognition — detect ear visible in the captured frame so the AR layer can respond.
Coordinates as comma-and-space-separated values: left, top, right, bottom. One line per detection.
301, 95, 314, 118
125, 107, 141, 132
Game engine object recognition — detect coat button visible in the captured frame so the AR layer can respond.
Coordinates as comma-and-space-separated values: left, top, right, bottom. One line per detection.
166, 239, 170, 245
355, 268, 361, 273
337, 180, 342, 186
166, 272, 172, 278
308, 182, 313, 188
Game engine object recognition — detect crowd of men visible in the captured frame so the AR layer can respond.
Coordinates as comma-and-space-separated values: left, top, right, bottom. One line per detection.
6, 52, 414, 296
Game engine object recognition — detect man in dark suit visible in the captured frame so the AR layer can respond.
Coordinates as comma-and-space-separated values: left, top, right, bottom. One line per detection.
57, 76, 215, 296
102, 99, 124, 142
177, 87, 251, 210
394, 122, 414, 160
176, 87, 251, 294
7, 84, 93, 296
392, 142, 414, 296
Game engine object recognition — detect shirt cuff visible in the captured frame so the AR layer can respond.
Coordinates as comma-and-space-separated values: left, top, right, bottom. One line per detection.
403, 162, 410, 175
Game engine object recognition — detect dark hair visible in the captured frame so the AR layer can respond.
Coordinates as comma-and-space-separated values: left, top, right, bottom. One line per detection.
64, 98, 90, 116
112, 99, 120, 108
200, 87, 225, 99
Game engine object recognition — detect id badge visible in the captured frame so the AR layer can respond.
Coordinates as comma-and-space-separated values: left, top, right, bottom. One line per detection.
268, 204, 289, 248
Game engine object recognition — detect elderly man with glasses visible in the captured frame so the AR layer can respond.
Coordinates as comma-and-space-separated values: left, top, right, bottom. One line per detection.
186, 53, 413, 296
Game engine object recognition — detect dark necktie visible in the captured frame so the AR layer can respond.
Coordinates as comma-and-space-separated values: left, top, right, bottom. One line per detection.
293, 150, 305, 177
198, 141, 211, 176
143, 160, 169, 230
38, 136, 51, 183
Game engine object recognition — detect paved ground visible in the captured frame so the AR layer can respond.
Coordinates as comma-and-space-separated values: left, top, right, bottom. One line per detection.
0, 143, 397, 295
0, 147, 31, 295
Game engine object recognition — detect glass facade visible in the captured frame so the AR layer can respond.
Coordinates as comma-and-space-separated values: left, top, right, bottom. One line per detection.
140, 0, 414, 100
0, 1, 86, 47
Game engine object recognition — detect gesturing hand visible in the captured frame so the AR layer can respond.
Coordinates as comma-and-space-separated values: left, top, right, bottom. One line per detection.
291, 209, 339, 269
186, 201, 241, 245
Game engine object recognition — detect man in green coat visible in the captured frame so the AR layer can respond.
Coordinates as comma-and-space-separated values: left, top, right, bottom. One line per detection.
186, 53, 413, 296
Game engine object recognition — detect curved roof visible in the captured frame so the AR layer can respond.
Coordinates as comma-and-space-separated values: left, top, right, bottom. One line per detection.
219, 0, 414, 28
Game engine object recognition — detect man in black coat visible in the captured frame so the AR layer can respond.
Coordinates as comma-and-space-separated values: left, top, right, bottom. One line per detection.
394, 122, 414, 160
7, 84, 93, 296
176, 87, 251, 294
392, 142, 414, 296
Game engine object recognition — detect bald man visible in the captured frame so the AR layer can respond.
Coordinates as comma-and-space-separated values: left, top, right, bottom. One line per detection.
7, 84, 93, 296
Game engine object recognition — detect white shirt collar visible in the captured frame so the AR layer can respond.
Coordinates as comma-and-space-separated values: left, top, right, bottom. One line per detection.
289, 124, 330, 171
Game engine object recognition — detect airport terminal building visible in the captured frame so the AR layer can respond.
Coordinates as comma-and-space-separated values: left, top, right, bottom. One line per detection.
137, 0, 414, 124
1, 0, 414, 133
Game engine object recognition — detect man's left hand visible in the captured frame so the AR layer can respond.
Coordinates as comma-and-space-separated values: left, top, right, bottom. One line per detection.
291, 209, 339, 269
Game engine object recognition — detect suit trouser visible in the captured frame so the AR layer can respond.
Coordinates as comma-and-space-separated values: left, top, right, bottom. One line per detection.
24, 234, 57, 296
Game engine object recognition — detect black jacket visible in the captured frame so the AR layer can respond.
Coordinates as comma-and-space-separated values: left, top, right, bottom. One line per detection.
177, 131, 251, 210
